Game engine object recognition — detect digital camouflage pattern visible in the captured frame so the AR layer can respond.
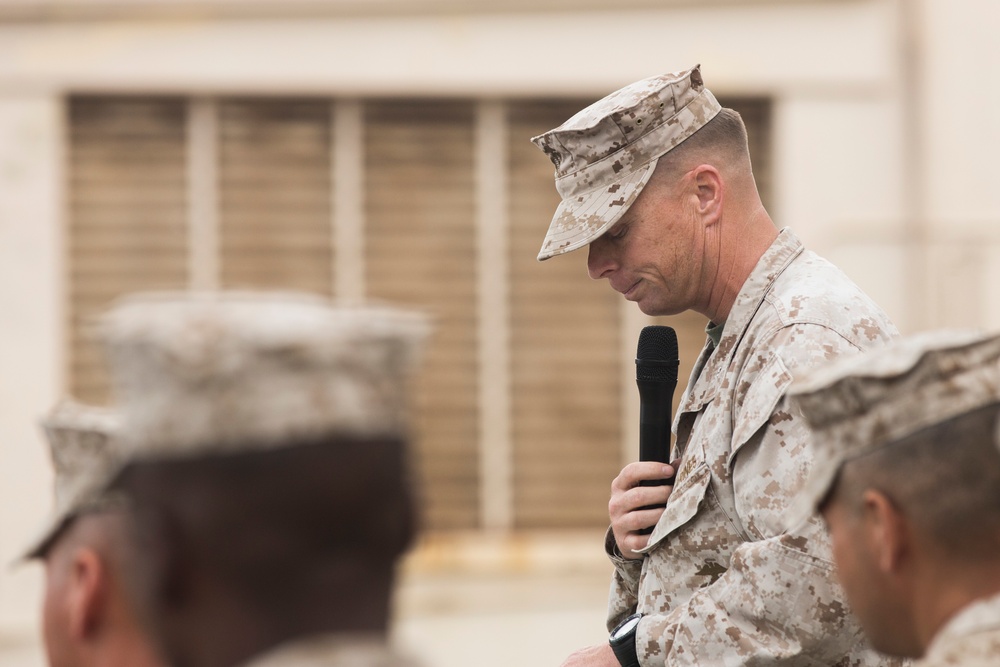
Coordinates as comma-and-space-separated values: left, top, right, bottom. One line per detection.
531, 65, 721, 261
606, 230, 904, 666
915, 592, 1000, 667
98, 291, 428, 463
785, 329, 1000, 529
21, 400, 123, 560
239, 635, 419, 667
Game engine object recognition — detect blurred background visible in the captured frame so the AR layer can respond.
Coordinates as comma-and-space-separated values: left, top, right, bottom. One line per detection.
1, 0, 998, 665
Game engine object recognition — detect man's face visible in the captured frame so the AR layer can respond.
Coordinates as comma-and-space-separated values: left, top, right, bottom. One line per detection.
821, 495, 912, 656
586, 173, 706, 317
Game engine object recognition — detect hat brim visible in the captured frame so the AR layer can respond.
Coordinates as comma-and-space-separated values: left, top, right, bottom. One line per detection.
14, 509, 75, 563
536, 159, 658, 261
12, 490, 127, 565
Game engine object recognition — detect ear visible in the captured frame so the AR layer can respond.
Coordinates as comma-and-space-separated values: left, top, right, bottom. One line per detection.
66, 548, 107, 641
861, 489, 910, 574
689, 165, 723, 224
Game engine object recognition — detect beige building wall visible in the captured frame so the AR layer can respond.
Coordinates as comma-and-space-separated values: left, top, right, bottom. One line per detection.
1, 1, 998, 666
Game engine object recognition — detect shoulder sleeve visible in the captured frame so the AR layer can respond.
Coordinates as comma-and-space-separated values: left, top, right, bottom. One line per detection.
605, 525, 644, 630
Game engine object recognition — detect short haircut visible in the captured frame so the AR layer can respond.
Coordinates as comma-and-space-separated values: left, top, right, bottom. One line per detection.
832, 402, 1000, 561
46, 507, 132, 568
651, 107, 752, 183
117, 433, 416, 609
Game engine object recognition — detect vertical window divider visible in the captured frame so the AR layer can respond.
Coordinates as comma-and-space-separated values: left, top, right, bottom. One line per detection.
187, 97, 219, 290
332, 99, 365, 300
476, 100, 513, 531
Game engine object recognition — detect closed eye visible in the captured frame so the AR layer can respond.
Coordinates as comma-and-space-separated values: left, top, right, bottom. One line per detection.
607, 222, 628, 241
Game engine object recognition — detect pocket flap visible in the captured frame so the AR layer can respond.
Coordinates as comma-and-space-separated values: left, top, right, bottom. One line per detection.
729, 353, 793, 464
636, 462, 711, 555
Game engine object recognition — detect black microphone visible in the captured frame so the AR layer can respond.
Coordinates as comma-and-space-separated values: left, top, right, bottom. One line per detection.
636, 325, 679, 465
635, 326, 679, 533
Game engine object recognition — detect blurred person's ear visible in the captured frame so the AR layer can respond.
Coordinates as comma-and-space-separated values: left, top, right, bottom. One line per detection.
66, 547, 108, 640
861, 489, 909, 574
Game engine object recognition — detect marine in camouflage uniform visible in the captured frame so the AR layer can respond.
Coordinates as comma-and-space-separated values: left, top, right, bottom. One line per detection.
606, 229, 898, 665
92, 292, 429, 667
786, 331, 1000, 667
19, 401, 165, 667
533, 66, 902, 666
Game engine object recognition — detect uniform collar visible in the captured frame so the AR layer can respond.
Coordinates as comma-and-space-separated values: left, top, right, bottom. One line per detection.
923, 591, 1000, 661
680, 228, 803, 412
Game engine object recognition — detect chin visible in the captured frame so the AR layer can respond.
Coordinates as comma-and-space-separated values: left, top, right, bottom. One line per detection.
864, 619, 923, 659
636, 302, 679, 317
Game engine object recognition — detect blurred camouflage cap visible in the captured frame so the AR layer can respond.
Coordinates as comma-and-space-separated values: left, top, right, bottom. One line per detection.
98, 291, 429, 466
532, 64, 721, 261
22, 400, 122, 560
785, 329, 1000, 529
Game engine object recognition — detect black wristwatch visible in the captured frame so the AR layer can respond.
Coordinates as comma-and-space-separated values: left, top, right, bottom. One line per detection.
609, 612, 643, 667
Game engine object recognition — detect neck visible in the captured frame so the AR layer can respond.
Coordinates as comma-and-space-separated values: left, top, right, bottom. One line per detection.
173, 575, 394, 667
84, 588, 166, 667
910, 558, 1000, 655
88, 636, 165, 667
700, 203, 777, 324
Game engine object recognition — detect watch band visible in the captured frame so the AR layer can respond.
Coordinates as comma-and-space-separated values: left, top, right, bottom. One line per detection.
609, 612, 643, 667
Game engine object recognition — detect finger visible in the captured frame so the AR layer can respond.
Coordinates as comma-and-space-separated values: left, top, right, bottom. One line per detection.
621, 507, 665, 533
612, 462, 675, 490
619, 532, 655, 558
611, 485, 672, 516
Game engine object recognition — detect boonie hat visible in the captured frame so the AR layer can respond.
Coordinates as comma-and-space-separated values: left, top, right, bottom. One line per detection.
21, 401, 122, 560
532, 64, 721, 261
98, 291, 429, 468
785, 329, 1000, 529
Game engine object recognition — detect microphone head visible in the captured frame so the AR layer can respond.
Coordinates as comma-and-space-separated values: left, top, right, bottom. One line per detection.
636, 325, 679, 383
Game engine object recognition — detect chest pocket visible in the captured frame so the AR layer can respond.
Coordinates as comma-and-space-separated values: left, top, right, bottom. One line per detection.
635, 461, 711, 555
727, 352, 793, 469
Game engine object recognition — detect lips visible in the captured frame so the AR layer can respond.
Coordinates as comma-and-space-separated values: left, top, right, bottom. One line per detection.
620, 280, 641, 298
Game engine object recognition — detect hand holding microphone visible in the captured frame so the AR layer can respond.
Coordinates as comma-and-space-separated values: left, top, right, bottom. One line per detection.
609, 326, 679, 559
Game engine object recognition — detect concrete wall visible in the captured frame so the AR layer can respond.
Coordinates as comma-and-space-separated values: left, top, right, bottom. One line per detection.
0, 95, 63, 666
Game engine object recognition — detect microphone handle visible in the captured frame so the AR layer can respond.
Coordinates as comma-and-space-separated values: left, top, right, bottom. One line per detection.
636, 377, 675, 534
636, 377, 675, 467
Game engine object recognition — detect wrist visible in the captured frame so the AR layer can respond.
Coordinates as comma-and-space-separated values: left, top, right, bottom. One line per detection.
608, 612, 642, 667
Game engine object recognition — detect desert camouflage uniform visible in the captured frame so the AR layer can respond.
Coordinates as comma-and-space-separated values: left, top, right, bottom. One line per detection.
915, 593, 1000, 667
606, 229, 902, 666
238, 635, 418, 667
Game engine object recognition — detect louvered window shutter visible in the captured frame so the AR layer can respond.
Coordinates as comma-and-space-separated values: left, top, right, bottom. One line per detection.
66, 93, 773, 531
364, 101, 480, 530
68, 97, 189, 404
219, 100, 333, 294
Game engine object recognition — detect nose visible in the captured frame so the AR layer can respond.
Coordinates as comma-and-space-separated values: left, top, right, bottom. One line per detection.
587, 237, 616, 280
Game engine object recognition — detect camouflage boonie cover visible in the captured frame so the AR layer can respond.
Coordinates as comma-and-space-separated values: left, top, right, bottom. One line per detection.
239, 634, 419, 667
915, 592, 1000, 667
21, 401, 123, 560
785, 329, 1000, 529
98, 291, 429, 464
606, 230, 905, 666
531, 65, 721, 261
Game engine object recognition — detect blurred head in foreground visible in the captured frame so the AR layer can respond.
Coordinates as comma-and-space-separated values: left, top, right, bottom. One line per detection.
98, 291, 428, 667
25, 400, 165, 667
787, 330, 1000, 663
